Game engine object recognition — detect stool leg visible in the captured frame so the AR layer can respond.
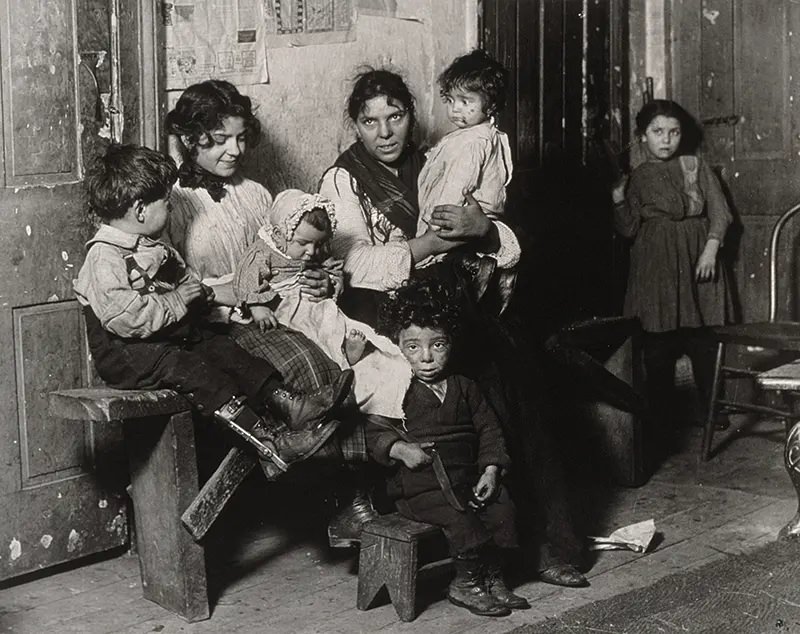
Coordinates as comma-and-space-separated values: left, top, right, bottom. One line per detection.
701, 341, 724, 462
125, 411, 209, 622
357, 533, 419, 622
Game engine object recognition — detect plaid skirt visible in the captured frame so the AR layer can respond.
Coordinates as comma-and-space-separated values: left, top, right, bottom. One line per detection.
229, 322, 367, 462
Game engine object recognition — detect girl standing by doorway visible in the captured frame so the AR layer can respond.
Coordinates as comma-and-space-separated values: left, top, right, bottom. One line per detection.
613, 99, 733, 437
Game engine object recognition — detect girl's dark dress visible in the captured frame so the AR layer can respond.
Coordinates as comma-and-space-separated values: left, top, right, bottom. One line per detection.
614, 155, 733, 332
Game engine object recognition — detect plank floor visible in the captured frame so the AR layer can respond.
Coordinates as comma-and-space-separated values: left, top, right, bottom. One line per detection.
1, 414, 796, 634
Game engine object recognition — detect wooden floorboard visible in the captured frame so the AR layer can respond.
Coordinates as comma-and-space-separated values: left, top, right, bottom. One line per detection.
2, 415, 797, 634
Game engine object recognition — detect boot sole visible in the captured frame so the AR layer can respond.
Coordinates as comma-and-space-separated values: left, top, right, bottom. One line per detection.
292, 419, 342, 461
447, 596, 511, 617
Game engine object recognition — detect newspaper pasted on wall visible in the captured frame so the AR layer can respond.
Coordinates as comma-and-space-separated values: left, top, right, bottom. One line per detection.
163, 0, 269, 89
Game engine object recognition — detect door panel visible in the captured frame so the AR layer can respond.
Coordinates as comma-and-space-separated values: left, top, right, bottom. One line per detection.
0, 0, 148, 581
483, 0, 629, 333
672, 0, 800, 322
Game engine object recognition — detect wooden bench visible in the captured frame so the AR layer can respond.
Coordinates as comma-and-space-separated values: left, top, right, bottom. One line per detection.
357, 513, 447, 622
49, 387, 259, 622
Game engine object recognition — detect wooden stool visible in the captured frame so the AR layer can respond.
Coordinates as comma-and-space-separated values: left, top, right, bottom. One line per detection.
357, 513, 445, 622
50, 387, 249, 622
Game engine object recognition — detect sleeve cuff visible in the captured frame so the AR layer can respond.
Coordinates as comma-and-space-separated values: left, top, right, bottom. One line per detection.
479, 221, 521, 269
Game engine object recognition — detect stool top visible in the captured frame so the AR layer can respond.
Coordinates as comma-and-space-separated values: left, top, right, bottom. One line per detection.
362, 513, 441, 542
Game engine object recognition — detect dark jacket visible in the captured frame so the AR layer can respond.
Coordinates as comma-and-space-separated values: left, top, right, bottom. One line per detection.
367, 374, 511, 500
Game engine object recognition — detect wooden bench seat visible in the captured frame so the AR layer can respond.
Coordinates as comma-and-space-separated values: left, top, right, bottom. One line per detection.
357, 513, 446, 622
49, 387, 259, 622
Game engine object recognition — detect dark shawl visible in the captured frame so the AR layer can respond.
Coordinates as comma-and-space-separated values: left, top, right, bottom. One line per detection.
332, 141, 425, 239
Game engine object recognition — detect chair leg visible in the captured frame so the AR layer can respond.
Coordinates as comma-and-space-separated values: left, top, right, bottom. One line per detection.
701, 341, 724, 462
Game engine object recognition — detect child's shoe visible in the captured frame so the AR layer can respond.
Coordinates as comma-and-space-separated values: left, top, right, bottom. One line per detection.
214, 395, 339, 474
447, 550, 511, 617
265, 369, 354, 430
484, 550, 530, 610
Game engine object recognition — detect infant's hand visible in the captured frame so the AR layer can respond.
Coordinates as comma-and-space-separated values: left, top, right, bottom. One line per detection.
390, 441, 434, 470
176, 280, 206, 306
250, 305, 278, 331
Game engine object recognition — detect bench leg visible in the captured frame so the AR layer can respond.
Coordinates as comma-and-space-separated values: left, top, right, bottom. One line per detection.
125, 411, 210, 622
358, 533, 419, 622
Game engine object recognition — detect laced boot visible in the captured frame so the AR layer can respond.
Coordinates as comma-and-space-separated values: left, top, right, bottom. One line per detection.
214, 396, 339, 475
265, 369, 354, 431
484, 548, 530, 610
327, 468, 379, 548
447, 550, 511, 617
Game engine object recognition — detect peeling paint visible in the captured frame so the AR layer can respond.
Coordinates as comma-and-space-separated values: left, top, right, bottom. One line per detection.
98, 498, 108, 509
9, 538, 21, 560
67, 529, 83, 553
703, 8, 720, 25
47, 294, 59, 302
40, 535, 53, 549
107, 511, 127, 539
25, 225, 31, 236
61, 251, 69, 261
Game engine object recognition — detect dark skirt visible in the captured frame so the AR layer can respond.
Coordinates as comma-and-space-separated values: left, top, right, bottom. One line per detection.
625, 217, 732, 333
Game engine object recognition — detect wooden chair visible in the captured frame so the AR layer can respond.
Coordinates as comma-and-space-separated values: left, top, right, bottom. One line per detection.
702, 202, 800, 460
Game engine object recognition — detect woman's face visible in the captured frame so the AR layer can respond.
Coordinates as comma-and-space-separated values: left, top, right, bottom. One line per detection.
354, 95, 412, 164
192, 116, 247, 177
642, 115, 681, 161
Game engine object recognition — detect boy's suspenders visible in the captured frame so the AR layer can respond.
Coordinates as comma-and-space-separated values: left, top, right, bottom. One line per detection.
124, 254, 160, 295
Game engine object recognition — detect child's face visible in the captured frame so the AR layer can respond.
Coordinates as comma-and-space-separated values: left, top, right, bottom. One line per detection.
642, 115, 681, 160
397, 325, 451, 384
443, 88, 489, 129
285, 219, 329, 262
193, 115, 247, 178
139, 194, 172, 238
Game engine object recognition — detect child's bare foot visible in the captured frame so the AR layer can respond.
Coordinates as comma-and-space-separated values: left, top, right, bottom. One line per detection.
344, 329, 367, 365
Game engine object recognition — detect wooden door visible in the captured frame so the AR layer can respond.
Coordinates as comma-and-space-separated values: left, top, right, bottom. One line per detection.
0, 0, 158, 581
671, 0, 800, 322
482, 0, 629, 334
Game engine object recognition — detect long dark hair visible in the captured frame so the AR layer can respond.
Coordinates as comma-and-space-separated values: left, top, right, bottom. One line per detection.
165, 79, 261, 152
345, 67, 416, 128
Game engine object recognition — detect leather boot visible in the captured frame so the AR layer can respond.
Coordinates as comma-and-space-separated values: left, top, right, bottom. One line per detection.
447, 550, 511, 617
327, 479, 379, 548
484, 549, 530, 610
265, 369, 354, 431
215, 396, 339, 474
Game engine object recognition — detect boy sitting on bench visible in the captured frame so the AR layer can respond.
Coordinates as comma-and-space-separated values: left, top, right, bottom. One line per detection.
73, 144, 352, 474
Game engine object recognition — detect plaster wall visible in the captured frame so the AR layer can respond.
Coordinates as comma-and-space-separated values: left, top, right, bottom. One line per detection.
234, 0, 478, 194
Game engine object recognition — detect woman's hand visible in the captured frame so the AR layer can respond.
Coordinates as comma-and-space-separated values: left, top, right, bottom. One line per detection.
429, 192, 492, 240
250, 305, 279, 331
389, 440, 434, 470
298, 267, 334, 302
471, 465, 499, 508
696, 239, 720, 282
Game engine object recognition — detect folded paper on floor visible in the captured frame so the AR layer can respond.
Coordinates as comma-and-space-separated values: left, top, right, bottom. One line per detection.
587, 519, 656, 553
